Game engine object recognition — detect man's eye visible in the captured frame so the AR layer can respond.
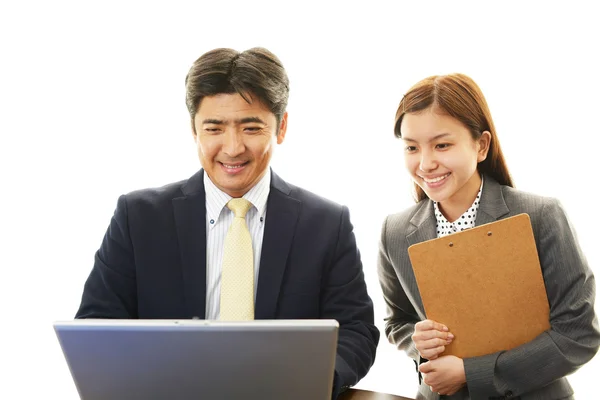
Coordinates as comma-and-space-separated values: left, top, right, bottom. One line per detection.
244, 127, 261, 133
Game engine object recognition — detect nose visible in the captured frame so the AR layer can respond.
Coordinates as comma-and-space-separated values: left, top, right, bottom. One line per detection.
222, 129, 245, 157
419, 149, 437, 172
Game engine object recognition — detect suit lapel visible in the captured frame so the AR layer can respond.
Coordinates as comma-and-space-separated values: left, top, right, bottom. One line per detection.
405, 200, 437, 317
407, 200, 437, 248
475, 175, 510, 226
255, 171, 301, 319
173, 170, 207, 319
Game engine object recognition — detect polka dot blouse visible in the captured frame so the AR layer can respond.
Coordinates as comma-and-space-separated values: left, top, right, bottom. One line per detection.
434, 178, 484, 238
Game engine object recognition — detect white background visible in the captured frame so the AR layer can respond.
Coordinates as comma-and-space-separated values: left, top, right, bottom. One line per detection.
1, 1, 598, 398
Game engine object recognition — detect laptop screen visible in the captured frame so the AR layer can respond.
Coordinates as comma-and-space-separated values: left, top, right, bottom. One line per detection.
54, 319, 338, 400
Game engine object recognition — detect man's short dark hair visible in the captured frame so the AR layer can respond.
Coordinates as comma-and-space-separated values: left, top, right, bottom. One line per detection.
185, 47, 289, 129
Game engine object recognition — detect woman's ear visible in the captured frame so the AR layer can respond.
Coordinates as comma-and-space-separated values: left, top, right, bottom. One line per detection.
478, 131, 491, 162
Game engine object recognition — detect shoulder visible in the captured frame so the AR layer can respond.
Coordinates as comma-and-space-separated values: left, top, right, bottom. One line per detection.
384, 200, 430, 233
281, 182, 349, 226
272, 180, 356, 239
118, 169, 203, 206
105, 179, 190, 226
121, 179, 188, 207
272, 174, 346, 216
113, 174, 198, 221
501, 185, 563, 217
498, 185, 572, 240
128, 179, 187, 200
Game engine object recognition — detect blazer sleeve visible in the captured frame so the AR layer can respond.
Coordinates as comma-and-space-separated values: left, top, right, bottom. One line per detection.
75, 195, 137, 318
377, 216, 421, 362
463, 198, 600, 398
322, 206, 380, 398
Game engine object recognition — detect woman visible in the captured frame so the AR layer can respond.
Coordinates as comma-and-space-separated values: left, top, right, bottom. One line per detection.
378, 73, 600, 399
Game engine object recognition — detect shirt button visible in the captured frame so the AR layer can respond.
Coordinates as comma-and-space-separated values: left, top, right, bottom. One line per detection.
210, 219, 215, 224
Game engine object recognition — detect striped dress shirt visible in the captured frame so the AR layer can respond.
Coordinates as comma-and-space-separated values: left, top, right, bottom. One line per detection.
203, 172, 270, 320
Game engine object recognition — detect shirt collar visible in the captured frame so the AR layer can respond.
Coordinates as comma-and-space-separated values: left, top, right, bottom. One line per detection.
434, 175, 484, 237
204, 170, 271, 224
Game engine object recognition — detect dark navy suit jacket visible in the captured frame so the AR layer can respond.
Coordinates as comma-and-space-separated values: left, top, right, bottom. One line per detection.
76, 169, 380, 397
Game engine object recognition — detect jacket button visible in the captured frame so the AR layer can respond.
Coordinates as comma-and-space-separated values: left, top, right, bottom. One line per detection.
506, 390, 514, 397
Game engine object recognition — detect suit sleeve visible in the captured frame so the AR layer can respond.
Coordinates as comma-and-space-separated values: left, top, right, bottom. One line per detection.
75, 195, 138, 318
322, 206, 380, 399
463, 199, 600, 398
377, 217, 422, 364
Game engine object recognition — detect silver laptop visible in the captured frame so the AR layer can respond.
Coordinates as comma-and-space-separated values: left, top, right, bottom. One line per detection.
54, 319, 338, 400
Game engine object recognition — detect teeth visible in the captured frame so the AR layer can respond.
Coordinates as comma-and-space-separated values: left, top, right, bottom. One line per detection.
423, 173, 449, 183
223, 164, 244, 169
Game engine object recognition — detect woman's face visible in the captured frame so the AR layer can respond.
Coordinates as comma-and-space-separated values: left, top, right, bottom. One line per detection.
400, 107, 490, 218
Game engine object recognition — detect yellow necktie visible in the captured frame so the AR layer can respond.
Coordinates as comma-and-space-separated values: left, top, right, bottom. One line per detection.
219, 198, 254, 321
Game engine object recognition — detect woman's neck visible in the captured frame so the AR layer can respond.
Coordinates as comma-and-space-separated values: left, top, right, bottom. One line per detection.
438, 173, 482, 222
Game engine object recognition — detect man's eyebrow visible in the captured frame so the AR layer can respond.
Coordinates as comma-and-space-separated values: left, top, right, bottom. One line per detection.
202, 118, 223, 124
239, 117, 266, 124
201, 117, 266, 125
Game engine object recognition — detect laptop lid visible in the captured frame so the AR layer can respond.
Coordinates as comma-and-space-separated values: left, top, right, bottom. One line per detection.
54, 319, 338, 400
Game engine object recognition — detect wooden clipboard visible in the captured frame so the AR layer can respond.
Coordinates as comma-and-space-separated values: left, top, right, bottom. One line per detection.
407, 213, 550, 358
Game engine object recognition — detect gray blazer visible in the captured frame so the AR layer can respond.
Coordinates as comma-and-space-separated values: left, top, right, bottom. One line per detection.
378, 176, 600, 400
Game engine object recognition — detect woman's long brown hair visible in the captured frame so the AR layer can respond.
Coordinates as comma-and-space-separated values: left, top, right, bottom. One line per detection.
394, 73, 514, 202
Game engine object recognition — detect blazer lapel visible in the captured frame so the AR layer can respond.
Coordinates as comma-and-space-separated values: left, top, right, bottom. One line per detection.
405, 200, 437, 317
406, 200, 437, 248
255, 171, 301, 319
475, 175, 510, 226
173, 170, 207, 319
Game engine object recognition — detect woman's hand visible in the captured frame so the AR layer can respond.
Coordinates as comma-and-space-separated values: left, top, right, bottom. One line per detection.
419, 355, 466, 395
412, 319, 454, 360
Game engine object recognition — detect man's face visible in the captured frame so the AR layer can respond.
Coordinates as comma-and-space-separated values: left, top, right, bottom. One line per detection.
193, 93, 287, 197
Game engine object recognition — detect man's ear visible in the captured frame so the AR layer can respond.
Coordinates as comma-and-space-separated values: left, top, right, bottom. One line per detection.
277, 112, 288, 145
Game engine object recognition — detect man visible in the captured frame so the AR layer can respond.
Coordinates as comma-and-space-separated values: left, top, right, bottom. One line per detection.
76, 47, 379, 398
